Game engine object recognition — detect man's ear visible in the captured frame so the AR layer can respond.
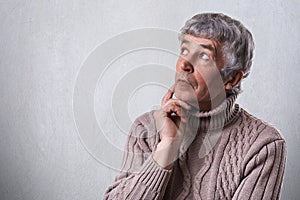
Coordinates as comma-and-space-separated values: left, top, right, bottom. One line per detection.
224, 71, 244, 90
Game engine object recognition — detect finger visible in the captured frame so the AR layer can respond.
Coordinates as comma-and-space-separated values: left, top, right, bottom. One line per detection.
163, 102, 188, 121
162, 85, 175, 105
162, 102, 180, 117
173, 111, 187, 125
162, 102, 180, 115
172, 110, 188, 138
166, 99, 191, 111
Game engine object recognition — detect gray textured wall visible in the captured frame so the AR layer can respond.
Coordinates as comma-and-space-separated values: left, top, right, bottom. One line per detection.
1, 0, 299, 199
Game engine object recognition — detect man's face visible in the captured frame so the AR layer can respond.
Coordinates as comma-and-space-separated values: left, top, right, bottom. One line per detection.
174, 34, 226, 110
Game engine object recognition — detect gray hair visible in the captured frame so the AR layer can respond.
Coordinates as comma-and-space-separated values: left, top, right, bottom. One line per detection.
179, 13, 255, 95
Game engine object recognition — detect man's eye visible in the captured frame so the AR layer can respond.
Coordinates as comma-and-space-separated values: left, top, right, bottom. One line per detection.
181, 48, 188, 55
200, 53, 210, 60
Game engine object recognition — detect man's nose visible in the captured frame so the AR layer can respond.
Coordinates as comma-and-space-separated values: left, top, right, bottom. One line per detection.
179, 57, 194, 73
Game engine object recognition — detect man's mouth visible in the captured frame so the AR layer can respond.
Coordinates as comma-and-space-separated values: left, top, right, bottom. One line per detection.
177, 79, 190, 85
176, 77, 195, 89
176, 80, 195, 91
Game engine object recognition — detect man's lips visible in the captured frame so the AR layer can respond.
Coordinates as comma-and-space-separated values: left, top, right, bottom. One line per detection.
176, 78, 194, 88
177, 78, 190, 84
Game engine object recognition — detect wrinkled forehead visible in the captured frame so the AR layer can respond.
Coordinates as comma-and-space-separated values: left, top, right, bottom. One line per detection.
179, 34, 220, 55
179, 33, 219, 45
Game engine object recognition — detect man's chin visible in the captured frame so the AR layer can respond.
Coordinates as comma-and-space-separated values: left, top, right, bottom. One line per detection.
174, 91, 199, 109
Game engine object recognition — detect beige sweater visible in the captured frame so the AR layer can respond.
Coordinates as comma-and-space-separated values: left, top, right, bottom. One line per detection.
104, 95, 286, 200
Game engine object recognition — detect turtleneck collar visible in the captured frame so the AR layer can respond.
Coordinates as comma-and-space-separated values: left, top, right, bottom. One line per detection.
185, 94, 240, 132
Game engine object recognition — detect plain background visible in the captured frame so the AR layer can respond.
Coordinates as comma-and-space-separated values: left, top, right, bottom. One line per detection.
1, 0, 299, 199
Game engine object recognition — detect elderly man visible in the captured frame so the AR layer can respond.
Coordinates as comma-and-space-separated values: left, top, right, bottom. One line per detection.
104, 13, 286, 200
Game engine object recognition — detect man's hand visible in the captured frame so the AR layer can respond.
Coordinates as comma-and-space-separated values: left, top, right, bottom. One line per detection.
152, 85, 191, 169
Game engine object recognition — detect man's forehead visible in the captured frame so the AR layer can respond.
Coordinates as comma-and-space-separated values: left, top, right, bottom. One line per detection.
180, 34, 218, 54
180, 34, 217, 46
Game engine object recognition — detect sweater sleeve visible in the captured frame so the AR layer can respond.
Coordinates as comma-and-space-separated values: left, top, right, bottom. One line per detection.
103, 113, 172, 200
232, 139, 286, 200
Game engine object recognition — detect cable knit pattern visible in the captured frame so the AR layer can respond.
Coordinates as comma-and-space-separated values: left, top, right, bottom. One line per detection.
104, 95, 286, 200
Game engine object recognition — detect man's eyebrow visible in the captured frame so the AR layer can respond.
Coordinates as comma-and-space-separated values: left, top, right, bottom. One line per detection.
180, 38, 217, 55
180, 38, 190, 45
200, 44, 217, 55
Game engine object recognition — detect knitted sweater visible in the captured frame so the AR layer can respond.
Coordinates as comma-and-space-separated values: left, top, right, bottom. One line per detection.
104, 95, 286, 200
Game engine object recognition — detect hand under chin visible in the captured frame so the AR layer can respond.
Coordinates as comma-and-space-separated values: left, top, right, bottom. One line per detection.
174, 92, 199, 110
